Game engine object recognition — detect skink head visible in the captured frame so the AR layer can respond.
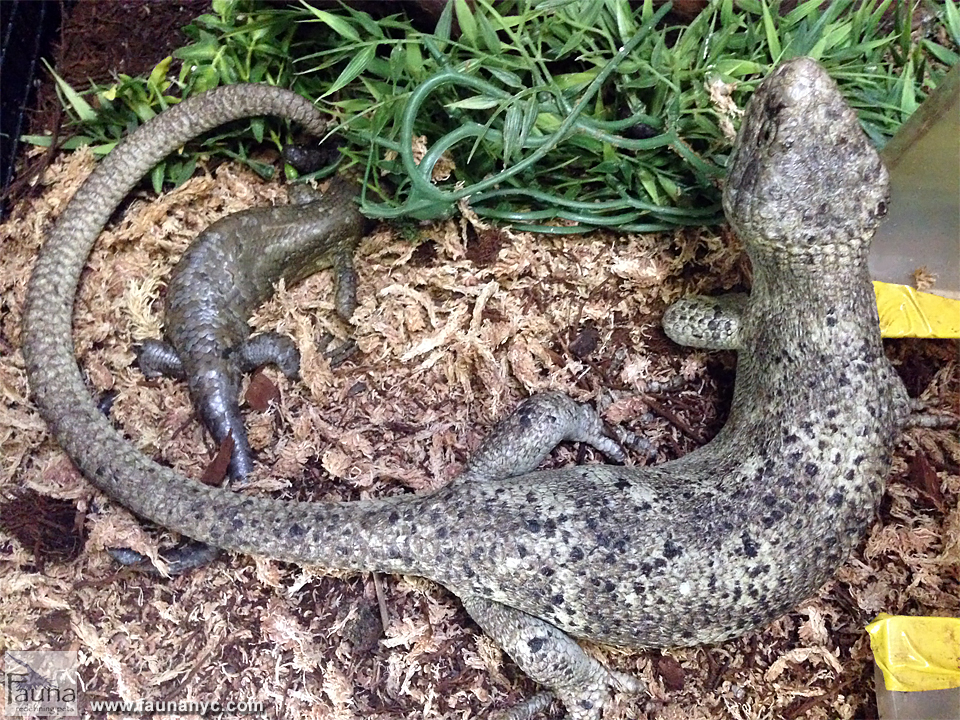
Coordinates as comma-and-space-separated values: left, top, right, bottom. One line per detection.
723, 57, 889, 257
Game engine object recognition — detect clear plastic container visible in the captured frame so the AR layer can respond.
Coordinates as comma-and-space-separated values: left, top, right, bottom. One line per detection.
874, 664, 960, 720
868, 60, 959, 339
867, 614, 960, 720
869, 61, 959, 302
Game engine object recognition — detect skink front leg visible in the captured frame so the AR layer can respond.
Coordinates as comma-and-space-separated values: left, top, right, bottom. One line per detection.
662, 293, 748, 350
456, 393, 625, 485
462, 596, 642, 720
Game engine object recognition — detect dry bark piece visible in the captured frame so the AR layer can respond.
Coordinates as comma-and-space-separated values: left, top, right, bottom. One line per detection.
907, 452, 945, 510
246, 368, 280, 412
656, 654, 686, 691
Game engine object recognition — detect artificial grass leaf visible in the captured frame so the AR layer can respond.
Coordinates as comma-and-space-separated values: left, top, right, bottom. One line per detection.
486, 67, 524, 89
434, 0, 453, 44
33, 0, 956, 230
299, 3, 360, 42
922, 39, 960, 66
405, 41, 424, 78
454, 0, 477, 46
46, 64, 97, 123
322, 44, 376, 97
477, 7, 502, 53
945, 0, 960, 45
503, 103, 522, 164
446, 96, 501, 110
761, 0, 783, 61
151, 163, 166, 195
608, 0, 637, 42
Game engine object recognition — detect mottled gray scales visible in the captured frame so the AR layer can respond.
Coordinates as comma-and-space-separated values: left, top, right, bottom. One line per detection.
22, 60, 910, 719
662, 293, 748, 350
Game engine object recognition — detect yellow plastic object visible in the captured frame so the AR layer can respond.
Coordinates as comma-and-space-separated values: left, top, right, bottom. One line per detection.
867, 613, 960, 692
874, 282, 960, 339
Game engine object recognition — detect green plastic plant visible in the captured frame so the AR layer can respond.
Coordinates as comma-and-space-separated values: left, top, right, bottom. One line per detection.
26, 0, 959, 232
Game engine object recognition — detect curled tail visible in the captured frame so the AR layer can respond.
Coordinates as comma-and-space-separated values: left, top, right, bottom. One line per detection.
21, 85, 382, 563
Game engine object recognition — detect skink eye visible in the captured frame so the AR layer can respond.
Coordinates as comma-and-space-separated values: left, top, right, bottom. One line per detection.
759, 123, 775, 146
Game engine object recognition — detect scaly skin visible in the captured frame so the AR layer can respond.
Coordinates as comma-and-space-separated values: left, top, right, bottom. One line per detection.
138, 177, 365, 481
23, 62, 910, 719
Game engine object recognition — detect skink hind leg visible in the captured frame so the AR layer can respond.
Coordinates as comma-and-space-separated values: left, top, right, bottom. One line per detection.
108, 541, 220, 576
317, 245, 361, 369
906, 398, 958, 429
493, 694, 553, 720
462, 596, 642, 720
137, 339, 185, 379
322, 237, 361, 367
234, 332, 301, 380
333, 246, 359, 322
662, 293, 748, 350
456, 393, 624, 485
288, 181, 361, 324
317, 334, 358, 368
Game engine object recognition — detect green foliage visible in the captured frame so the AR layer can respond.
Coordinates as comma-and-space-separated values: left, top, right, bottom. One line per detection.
26, 0, 957, 231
